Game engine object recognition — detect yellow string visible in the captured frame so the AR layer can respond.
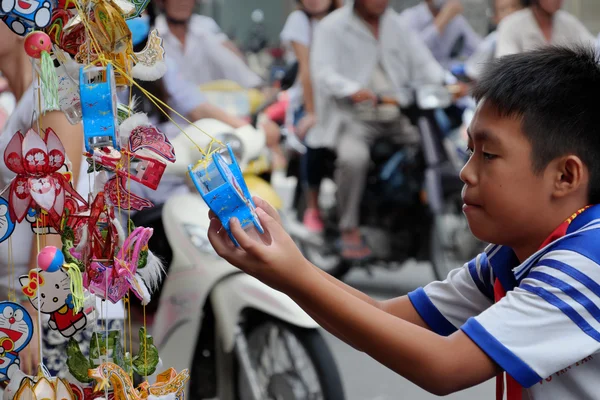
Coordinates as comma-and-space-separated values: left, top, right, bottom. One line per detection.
108, 61, 224, 156
8, 237, 14, 302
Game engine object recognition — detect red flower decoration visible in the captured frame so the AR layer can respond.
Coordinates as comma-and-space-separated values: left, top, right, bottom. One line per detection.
4, 128, 86, 227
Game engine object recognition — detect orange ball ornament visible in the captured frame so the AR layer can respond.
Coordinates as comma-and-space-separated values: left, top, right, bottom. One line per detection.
24, 31, 53, 59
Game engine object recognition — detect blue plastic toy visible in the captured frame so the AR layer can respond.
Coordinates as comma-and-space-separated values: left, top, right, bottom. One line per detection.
79, 63, 120, 152
0, 0, 52, 36
189, 144, 264, 245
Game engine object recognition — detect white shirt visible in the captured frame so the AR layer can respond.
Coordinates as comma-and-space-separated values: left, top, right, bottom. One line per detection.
0, 85, 89, 286
155, 14, 262, 89
280, 10, 319, 126
399, 2, 482, 69
191, 14, 229, 43
308, 5, 445, 149
410, 205, 600, 399
465, 31, 497, 81
496, 8, 595, 57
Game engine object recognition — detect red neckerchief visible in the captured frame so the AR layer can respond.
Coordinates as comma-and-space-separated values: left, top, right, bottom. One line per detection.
494, 206, 590, 400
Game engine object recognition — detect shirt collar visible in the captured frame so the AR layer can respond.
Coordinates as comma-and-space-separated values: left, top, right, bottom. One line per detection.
154, 14, 206, 40
487, 205, 600, 290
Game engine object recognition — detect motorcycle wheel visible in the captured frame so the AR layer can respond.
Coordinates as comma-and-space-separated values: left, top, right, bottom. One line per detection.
430, 199, 483, 281
238, 320, 345, 400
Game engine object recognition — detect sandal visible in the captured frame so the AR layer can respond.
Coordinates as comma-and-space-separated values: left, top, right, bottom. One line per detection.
337, 234, 373, 262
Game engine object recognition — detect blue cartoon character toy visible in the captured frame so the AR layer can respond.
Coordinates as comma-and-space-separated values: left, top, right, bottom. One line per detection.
0, 0, 52, 36
189, 144, 264, 246
0, 302, 33, 382
0, 198, 15, 243
79, 63, 120, 152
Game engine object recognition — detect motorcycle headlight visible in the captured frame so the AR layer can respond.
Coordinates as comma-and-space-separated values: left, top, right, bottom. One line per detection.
184, 224, 220, 258
215, 132, 244, 162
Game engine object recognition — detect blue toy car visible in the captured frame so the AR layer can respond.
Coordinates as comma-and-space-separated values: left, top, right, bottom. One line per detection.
79, 63, 120, 152
189, 144, 264, 246
0, 0, 52, 36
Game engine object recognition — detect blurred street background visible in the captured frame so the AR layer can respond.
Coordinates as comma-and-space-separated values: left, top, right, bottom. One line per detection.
198, 0, 600, 47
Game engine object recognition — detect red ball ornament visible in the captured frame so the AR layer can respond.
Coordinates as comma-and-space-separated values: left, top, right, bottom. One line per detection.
24, 31, 53, 59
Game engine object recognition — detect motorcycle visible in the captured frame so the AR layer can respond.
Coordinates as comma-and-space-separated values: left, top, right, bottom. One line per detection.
133, 119, 345, 399
286, 86, 481, 280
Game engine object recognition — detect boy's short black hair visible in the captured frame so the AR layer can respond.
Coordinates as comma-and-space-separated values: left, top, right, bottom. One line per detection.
473, 46, 600, 204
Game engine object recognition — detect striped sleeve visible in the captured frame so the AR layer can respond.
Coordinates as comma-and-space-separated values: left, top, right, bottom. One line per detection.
408, 250, 495, 336
461, 244, 600, 388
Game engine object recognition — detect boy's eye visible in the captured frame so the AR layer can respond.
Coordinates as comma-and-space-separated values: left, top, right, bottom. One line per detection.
466, 147, 474, 157
483, 152, 497, 160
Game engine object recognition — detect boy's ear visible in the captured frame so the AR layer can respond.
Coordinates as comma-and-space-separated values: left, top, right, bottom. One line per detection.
552, 155, 587, 199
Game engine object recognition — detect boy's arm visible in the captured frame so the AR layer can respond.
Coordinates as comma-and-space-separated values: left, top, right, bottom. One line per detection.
208, 208, 499, 395
290, 265, 500, 395
293, 265, 429, 351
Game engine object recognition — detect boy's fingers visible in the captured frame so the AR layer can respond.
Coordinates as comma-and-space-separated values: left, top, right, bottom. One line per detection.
208, 218, 233, 255
208, 210, 217, 220
253, 197, 281, 223
230, 218, 260, 256
256, 208, 285, 239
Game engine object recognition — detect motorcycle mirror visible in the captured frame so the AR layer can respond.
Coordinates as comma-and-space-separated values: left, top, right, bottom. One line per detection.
251, 9, 264, 23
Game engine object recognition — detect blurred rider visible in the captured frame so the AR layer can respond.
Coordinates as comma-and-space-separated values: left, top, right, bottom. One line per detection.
400, 0, 482, 69
496, 0, 594, 57
309, 0, 445, 260
154, 0, 262, 88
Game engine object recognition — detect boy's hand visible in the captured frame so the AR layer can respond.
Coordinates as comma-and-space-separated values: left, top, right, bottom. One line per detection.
208, 197, 308, 292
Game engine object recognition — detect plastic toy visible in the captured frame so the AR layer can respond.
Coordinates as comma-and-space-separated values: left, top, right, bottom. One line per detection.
37, 245, 64, 272
0, 0, 52, 36
23, 30, 52, 58
0, 198, 15, 243
189, 144, 264, 245
0, 302, 34, 382
20, 268, 88, 338
79, 63, 119, 152
85, 227, 153, 304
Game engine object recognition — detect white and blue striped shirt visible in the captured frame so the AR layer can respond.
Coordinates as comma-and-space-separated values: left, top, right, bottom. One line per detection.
409, 205, 600, 399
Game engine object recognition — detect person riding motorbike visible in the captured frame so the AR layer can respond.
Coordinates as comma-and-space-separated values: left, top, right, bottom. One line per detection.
495, 0, 594, 57
309, 0, 446, 261
399, 0, 482, 69
280, 0, 342, 233
153, 0, 262, 89
464, 0, 522, 81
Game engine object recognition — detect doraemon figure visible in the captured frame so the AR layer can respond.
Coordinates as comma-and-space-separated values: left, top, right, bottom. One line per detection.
0, 0, 52, 36
0, 302, 33, 382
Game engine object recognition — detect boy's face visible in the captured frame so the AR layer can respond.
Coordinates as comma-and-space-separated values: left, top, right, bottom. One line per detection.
460, 100, 553, 248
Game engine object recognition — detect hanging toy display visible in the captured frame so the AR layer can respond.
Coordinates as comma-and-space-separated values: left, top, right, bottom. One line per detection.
0, 0, 255, 395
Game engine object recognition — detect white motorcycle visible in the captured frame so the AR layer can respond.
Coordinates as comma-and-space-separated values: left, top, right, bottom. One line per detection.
135, 120, 345, 399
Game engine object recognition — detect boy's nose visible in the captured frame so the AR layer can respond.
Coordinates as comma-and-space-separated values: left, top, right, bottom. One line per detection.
459, 157, 477, 186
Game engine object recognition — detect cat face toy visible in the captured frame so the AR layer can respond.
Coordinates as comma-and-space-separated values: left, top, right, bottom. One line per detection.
20, 268, 87, 338
0, 302, 33, 382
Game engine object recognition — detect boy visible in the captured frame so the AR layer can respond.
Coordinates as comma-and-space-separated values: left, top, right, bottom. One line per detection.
208, 46, 600, 399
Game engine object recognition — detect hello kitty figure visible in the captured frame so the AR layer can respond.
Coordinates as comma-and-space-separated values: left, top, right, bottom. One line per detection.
19, 268, 87, 338
0, 302, 33, 382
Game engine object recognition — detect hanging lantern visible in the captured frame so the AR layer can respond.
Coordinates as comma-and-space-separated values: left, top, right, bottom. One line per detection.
14, 376, 76, 400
